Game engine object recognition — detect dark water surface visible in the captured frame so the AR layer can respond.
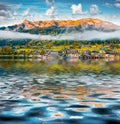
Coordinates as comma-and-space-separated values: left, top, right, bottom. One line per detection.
0, 59, 120, 124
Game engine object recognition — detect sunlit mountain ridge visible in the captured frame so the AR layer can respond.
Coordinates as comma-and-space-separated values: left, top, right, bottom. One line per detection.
0, 18, 120, 35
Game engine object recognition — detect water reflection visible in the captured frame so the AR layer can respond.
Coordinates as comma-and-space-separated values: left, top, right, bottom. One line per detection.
0, 59, 120, 124
0, 58, 120, 74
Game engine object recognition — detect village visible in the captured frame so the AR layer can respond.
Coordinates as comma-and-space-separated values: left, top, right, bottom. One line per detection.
0, 41, 120, 61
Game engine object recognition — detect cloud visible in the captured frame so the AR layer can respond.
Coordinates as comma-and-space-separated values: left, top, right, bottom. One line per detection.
0, 10, 11, 17
0, 4, 10, 11
71, 4, 87, 15
45, 0, 54, 6
0, 3, 22, 21
23, 8, 30, 17
0, 4, 12, 19
15, 4, 22, 10
0, 30, 120, 41
116, 0, 120, 2
13, 11, 18, 16
114, 3, 120, 8
104, 3, 113, 7
11, 11, 19, 20
45, 0, 57, 19
45, 6, 57, 18
107, 15, 118, 19
90, 4, 101, 16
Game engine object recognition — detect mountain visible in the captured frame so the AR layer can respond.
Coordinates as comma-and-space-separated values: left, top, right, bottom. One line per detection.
0, 18, 120, 35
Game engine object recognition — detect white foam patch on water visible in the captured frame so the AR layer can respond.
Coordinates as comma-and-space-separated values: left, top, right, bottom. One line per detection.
70, 116, 83, 119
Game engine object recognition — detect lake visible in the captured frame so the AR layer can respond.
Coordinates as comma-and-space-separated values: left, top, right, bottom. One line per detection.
0, 58, 120, 124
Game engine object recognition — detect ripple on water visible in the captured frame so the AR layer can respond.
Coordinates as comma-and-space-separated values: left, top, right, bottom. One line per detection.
0, 71, 120, 124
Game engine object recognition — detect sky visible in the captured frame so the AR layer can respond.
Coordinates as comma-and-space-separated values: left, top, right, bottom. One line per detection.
0, 0, 120, 26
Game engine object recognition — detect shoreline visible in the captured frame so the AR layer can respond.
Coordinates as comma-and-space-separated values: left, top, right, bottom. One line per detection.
0, 55, 119, 63
0, 54, 119, 60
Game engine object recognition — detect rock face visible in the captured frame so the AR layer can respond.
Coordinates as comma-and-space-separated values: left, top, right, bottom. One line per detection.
0, 18, 120, 34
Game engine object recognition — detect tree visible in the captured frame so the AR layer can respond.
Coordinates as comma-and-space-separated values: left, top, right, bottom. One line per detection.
3, 46, 12, 54
39, 49, 46, 56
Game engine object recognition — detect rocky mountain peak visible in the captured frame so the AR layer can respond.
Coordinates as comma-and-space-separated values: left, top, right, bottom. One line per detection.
23, 20, 30, 24
0, 18, 120, 34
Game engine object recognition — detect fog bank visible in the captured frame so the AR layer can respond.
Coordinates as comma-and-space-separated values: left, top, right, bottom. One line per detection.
0, 30, 120, 41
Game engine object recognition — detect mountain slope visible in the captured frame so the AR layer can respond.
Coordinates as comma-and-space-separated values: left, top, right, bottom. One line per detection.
0, 18, 120, 35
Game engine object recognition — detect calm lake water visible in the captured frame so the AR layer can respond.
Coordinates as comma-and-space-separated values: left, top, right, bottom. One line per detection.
0, 59, 120, 124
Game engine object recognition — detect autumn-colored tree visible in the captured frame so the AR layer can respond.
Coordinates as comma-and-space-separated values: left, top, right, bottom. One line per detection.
3, 46, 12, 54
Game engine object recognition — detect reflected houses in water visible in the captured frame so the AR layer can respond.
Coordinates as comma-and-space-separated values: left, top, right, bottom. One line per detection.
20, 78, 90, 103
17, 75, 119, 113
